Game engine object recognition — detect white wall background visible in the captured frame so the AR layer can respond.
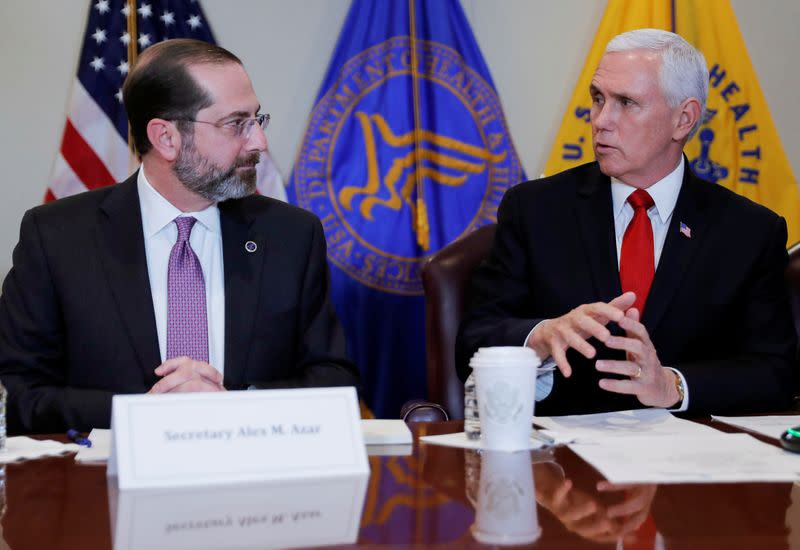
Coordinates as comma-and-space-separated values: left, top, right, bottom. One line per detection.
1, 0, 798, 278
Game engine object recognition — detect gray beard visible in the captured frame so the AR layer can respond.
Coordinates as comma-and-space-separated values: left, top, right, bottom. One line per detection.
174, 140, 260, 202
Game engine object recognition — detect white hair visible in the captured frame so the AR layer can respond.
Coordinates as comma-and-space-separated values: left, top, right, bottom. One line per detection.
606, 29, 708, 140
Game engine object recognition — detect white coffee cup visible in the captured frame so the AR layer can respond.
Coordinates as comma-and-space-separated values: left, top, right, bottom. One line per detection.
470, 347, 539, 451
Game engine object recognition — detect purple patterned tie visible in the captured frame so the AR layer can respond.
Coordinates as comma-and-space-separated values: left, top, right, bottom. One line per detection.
166, 216, 209, 362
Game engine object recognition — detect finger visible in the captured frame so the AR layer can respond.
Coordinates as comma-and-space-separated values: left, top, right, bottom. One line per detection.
154, 358, 223, 385
617, 315, 654, 348
151, 364, 223, 393
154, 356, 190, 376
597, 481, 635, 491
598, 377, 640, 396
551, 342, 573, 378
561, 326, 597, 359
190, 362, 224, 385
603, 334, 645, 358
606, 491, 650, 518
617, 510, 649, 537
584, 302, 627, 325
595, 359, 640, 378
172, 379, 226, 393
560, 499, 598, 522
609, 291, 637, 311
551, 478, 573, 508
575, 315, 612, 343
150, 370, 194, 394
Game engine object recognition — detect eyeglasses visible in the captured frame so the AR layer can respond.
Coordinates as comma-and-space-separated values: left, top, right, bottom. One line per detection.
174, 113, 270, 140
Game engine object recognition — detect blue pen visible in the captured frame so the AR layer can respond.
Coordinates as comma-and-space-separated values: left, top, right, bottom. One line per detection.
66, 429, 92, 448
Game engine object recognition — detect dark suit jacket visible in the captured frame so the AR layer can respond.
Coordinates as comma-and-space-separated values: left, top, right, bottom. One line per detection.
457, 161, 797, 416
0, 174, 358, 434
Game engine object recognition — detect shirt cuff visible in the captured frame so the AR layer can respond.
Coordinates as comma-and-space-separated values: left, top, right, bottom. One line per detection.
524, 319, 548, 348
665, 367, 689, 412
535, 368, 555, 401
524, 321, 555, 402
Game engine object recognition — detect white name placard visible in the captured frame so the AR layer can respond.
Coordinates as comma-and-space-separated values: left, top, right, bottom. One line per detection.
108, 387, 368, 489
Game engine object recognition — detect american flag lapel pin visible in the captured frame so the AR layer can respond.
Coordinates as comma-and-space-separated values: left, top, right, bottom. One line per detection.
679, 222, 692, 239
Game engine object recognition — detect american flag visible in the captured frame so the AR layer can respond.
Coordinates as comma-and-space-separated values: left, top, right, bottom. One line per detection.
680, 221, 692, 238
48, 0, 285, 203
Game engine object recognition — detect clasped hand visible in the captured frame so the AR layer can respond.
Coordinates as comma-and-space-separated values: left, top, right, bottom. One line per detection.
528, 291, 680, 408
148, 356, 226, 393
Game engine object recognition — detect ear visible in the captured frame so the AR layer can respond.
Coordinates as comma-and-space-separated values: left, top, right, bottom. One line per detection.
145, 118, 182, 162
673, 97, 702, 142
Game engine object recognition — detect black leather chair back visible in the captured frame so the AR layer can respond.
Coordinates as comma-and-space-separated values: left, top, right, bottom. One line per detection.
421, 224, 496, 419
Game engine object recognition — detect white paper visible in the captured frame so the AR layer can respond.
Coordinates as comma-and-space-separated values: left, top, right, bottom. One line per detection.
75, 428, 112, 463
712, 415, 800, 440
360, 419, 412, 445
420, 431, 557, 450
0, 436, 81, 463
569, 433, 800, 483
535, 408, 722, 440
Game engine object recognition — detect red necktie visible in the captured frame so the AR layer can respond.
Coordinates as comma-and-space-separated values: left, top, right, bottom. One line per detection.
619, 189, 655, 314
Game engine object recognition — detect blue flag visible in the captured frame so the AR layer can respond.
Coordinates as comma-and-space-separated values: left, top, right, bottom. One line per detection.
290, 0, 524, 416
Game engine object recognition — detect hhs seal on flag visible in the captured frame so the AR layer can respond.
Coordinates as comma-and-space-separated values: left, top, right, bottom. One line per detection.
293, 37, 522, 295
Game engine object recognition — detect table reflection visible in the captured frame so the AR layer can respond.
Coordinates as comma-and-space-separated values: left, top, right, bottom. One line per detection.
109, 474, 368, 550
0, 424, 797, 549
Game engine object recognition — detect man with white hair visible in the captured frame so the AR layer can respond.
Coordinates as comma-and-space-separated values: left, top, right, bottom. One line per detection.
457, 29, 796, 415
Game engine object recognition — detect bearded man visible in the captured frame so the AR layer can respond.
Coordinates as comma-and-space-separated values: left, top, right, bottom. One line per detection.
0, 39, 358, 434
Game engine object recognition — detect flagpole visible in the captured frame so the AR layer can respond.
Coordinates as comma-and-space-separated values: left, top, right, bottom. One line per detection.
670, 0, 677, 33
126, 0, 138, 162
408, 0, 430, 252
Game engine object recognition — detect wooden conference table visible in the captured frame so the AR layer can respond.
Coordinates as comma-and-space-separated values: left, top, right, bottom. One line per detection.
1, 420, 797, 549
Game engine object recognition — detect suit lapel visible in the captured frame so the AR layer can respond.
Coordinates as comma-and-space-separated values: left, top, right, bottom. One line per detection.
642, 167, 711, 332
96, 174, 161, 386
574, 166, 622, 303
219, 199, 266, 389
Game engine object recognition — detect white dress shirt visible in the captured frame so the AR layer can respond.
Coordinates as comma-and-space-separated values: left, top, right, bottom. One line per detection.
529, 159, 689, 410
137, 167, 226, 375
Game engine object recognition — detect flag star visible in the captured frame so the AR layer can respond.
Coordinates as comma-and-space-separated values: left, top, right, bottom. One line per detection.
160, 11, 175, 26
121, 4, 130, 17
137, 33, 152, 48
138, 3, 152, 18
94, 0, 110, 14
186, 14, 202, 29
120, 32, 130, 46
117, 59, 129, 75
89, 56, 105, 71
115, 88, 124, 103
91, 28, 107, 44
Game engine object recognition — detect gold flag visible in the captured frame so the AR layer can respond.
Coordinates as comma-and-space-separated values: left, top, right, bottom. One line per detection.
544, 0, 800, 244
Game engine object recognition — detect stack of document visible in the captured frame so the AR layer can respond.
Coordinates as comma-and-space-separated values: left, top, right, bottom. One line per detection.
536, 409, 800, 484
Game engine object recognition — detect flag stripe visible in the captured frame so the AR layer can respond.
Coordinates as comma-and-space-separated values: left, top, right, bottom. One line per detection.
61, 119, 116, 189
68, 79, 130, 181
50, 153, 90, 200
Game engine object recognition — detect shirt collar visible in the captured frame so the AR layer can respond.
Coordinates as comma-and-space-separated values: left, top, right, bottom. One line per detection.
137, 166, 221, 238
610, 158, 684, 224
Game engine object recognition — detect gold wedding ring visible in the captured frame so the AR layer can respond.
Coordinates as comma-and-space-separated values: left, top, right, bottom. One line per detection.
632, 365, 642, 379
